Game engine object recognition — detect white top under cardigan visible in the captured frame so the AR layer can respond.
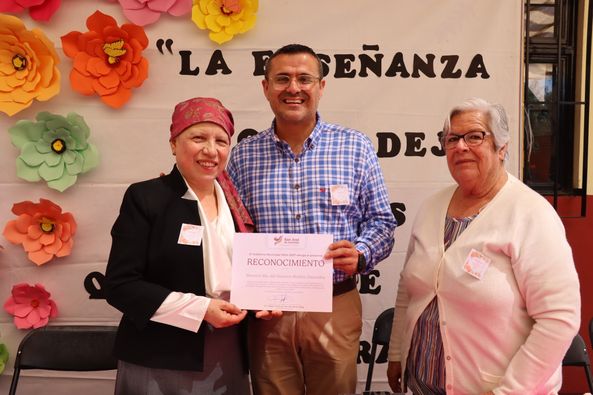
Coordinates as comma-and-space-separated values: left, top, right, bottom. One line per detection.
389, 173, 581, 394
150, 179, 235, 333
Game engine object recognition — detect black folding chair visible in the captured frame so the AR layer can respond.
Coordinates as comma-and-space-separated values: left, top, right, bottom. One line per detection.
589, 317, 593, 352
9, 325, 118, 395
562, 333, 593, 393
364, 307, 395, 392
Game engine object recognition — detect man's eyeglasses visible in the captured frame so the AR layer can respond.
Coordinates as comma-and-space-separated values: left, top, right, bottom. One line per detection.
270, 74, 321, 89
441, 131, 491, 150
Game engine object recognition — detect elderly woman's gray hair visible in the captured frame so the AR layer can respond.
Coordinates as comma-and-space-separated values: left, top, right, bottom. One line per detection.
442, 98, 510, 156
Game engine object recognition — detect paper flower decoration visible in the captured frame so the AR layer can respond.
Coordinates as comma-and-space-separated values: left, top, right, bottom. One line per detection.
61, 10, 149, 109
0, 0, 61, 22
0, 343, 8, 374
9, 111, 100, 191
114, 0, 192, 26
0, 14, 60, 116
4, 283, 58, 329
192, 0, 258, 44
2, 198, 77, 265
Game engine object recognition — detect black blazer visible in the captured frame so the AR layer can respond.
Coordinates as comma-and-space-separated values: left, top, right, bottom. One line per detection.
105, 165, 246, 371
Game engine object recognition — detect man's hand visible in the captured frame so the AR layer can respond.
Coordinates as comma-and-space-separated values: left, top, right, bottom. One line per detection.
254, 310, 283, 320
324, 240, 360, 275
204, 299, 247, 328
387, 361, 405, 393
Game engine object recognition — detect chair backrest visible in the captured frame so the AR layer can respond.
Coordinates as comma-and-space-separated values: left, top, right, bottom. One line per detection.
13, 325, 118, 371
562, 333, 593, 393
563, 333, 590, 367
365, 307, 395, 391
589, 317, 593, 352
372, 307, 395, 346
9, 325, 118, 395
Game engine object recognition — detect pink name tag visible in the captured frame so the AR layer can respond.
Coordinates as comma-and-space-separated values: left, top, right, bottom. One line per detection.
463, 248, 491, 280
330, 184, 350, 206
177, 223, 204, 246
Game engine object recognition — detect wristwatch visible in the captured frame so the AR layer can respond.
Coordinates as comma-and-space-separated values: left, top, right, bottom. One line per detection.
356, 253, 366, 274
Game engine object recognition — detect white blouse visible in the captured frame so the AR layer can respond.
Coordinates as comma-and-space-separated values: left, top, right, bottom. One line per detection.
150, 178, 235, 332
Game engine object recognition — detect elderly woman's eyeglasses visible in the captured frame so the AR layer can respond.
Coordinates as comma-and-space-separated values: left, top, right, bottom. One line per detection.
441, 131, 491, 150
270, 74, 321, 89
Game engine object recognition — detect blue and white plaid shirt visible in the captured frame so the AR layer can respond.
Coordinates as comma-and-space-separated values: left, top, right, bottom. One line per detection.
227, 115, 396, 283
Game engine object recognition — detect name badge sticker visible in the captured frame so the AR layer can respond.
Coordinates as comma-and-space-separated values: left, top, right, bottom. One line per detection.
330, 184, 350, 206
463, 248, 491, 280
178, 223, 204, 246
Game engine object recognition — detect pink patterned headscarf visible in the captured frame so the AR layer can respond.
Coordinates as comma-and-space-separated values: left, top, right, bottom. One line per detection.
169, 97, 253, 233
170, 97, 235, 141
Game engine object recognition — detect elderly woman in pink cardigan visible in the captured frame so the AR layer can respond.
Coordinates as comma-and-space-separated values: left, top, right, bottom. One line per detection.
387, 98, 580, 394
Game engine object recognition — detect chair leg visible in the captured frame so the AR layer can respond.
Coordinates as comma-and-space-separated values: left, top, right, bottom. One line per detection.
585, 365, 593, 393
365, 344, 377, 392
8, 368, 20, 395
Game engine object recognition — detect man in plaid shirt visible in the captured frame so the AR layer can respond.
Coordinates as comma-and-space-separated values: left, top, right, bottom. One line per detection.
227, 44, 396, 395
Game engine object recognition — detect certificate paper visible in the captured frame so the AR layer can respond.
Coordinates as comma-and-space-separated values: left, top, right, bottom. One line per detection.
230, 233, 333, 312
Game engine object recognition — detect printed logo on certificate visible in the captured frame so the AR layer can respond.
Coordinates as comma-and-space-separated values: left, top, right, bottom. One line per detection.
266, 234, 308, 250
231, 233, 334, 312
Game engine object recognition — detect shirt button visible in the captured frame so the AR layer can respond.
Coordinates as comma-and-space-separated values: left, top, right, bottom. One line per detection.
446, 356, 451, 360
294, 184, 300, 190
441, 321, 446, 326
295, 214, 301, 220
447, 385, 452, 390
295, 158, 299, 163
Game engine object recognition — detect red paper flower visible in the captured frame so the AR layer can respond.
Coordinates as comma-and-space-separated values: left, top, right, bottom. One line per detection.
0, 0, 62, 22
2, 198, 77, 265
61, 10, 149, 109
4, 283, 58, 329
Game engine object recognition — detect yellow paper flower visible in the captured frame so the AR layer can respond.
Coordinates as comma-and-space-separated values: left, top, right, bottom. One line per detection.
192, 0, 257, 45
0, 14, 60, 116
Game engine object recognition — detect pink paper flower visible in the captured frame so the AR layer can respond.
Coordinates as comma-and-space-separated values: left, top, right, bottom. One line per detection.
114, 0, 192, 26
4, 283, 58, 329
0, 0, 62, 22
2, 198, 77, 265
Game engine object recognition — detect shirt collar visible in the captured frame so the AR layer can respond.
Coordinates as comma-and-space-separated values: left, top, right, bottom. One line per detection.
270, 113, 323, 153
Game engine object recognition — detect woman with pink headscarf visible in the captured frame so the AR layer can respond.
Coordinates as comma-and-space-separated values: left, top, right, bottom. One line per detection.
105, 97, 254, 394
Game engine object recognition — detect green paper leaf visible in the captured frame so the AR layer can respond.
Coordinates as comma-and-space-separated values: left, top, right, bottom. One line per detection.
44, 114, 70, 131
20, 143, 46, 166
47, 172, 77, 192
62, 150, 76, 164
16, 158, 41, 182
39, 161, 65, 181
9, 121, 46, 148
81, 143, 100, 173
0, 343, 8, 375
65, 152, 83, 175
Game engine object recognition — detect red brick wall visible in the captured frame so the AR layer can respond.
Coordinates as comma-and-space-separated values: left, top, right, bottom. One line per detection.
557, 195, 593, 393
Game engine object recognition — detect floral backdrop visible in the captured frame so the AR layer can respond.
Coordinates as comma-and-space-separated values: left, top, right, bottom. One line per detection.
0, 0, 522, 393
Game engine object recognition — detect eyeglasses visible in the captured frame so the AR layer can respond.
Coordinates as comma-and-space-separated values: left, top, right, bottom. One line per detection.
441, 131, 491, 150
269, 74, 321, 89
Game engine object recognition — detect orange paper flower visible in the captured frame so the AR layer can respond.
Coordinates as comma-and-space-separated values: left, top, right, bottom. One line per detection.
3, 198, 77, 265
0, 14, 60, 116
61, 10, 149, 109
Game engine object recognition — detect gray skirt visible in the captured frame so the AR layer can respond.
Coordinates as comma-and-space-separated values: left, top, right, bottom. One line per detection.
114, 324, 250, 395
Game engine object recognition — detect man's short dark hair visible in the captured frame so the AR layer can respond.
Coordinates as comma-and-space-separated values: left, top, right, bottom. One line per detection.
264, 44, 323, 80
